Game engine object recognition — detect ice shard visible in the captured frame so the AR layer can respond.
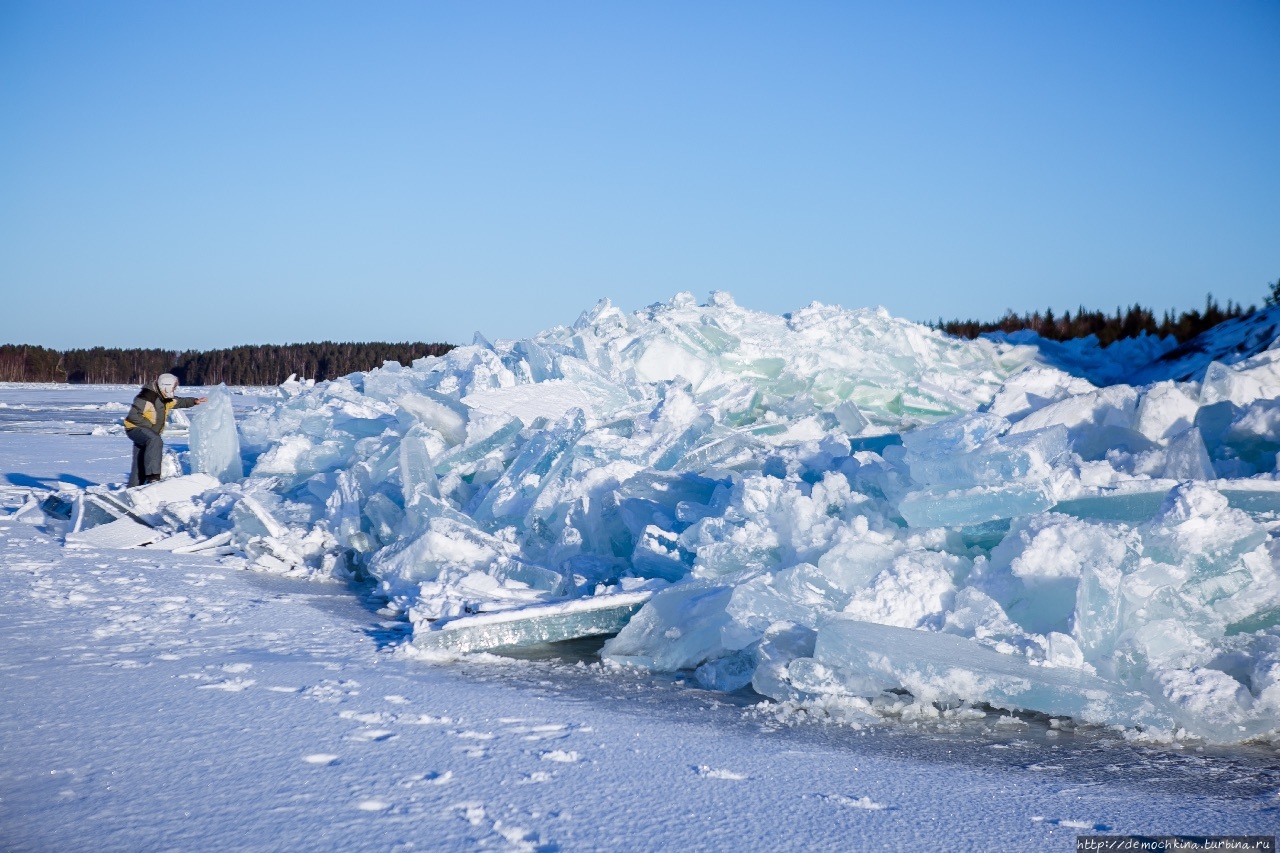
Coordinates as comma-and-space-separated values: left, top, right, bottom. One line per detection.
799, 617, 1177, 731
414, 590, 654, 654
189, 385, 243, 483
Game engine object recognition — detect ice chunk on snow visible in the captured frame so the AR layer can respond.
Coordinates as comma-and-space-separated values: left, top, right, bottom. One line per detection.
189, 385, 243, 483
793, 618, 1176, 731
1152, 665, 1275, 743
986, 366, 1095, 420
111, 474, 221, 525
1200, 361, 1268, 407
66, 516, 165, 549
896, 415, 1067, 527
602, 582, 733, 671
900, 412, 1009, 459
414, 590, 654, 654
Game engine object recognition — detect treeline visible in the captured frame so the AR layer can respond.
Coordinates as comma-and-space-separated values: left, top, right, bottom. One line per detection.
0, 341, 455, 385
936, 294, 1255, 347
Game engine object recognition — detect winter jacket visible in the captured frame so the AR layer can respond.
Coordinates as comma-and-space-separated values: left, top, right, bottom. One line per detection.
123, 380, 199, 434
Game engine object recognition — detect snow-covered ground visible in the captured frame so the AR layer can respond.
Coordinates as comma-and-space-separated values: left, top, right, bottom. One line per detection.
4, 296, 1280, 850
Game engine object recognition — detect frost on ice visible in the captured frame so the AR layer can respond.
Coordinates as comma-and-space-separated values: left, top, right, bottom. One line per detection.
114, 293, 1280, 743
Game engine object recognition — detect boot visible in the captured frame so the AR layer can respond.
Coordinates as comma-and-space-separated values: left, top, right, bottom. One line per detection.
142, 474, 162, 485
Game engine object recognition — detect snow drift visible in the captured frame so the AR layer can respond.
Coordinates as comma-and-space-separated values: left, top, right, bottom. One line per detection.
167, 293, 1280, 743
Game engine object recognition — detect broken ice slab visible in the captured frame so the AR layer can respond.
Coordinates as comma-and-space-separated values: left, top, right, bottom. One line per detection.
807, 617, 1176, 730
1051, 489, 1171, 524
652, 413, 715, 470
1218, 484, 1280, 515
897, 481, 1055, 528
471, 411, 584, 522
719, 354, 786, 379
601, 582, 734, 671
1200, 360, 1268, 407
432, 417, 523, 475
397, 393, 468, 445
900, 411, 1010, 458
669, 432, 764, 474
66, 516, 166, 549
105, 475, 222, 526
958, 519, 1012, 550
1052, 484, 1280, 523
1162, 426, 1215, 481
832, 400, 869, 435
40, 492, 75, 521
148, 530, 234, 554
413, 590, 654, 654
399, 425, 440, 505
905, 425, 1068, 487
70, 494, 125, 531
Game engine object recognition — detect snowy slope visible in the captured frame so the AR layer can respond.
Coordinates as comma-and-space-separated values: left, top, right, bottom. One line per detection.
1132, 304, 1280, 384
987, 304, 1280, 387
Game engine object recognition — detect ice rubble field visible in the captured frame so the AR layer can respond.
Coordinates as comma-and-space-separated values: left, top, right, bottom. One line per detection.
71, 295, 1280, 745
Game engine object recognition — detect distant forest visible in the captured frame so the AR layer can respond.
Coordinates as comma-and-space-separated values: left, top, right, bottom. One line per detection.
935, 292, 1264, 347
0, 341, 455, 385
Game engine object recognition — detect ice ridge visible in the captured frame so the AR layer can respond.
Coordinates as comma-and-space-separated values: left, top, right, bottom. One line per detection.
166, 292, 1280, 744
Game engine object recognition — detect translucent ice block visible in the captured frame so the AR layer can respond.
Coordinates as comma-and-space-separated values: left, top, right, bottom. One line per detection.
898, 481, 1055, 528
721, 573, 825, 650
601, 582, 733, 671
905, 425, 1068, 487
900, 411, 1009, 458
1220, 486, 1280, 515
433, 417, 523, 476
1051, 490, 1171, 523
399, 426, 440, 506
189, 385, 244, 483
694, 651, 755, 691
812, 617, 1175, 729
833, 400, 870, 435
1162, 427, 1215, 481
414, 590, 653, 654
472, 411, 584, 522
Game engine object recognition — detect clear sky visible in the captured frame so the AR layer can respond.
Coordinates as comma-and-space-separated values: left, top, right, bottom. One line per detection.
2, 1, 1277, 350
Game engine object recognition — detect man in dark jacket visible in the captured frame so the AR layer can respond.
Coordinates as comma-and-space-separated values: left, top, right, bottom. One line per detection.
124, 373, 207, 487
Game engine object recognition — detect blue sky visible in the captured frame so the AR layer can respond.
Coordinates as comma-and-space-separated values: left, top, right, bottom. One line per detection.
2, 1, 1277, 350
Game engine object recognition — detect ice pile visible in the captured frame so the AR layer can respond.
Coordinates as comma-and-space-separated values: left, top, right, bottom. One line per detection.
168, 293, 1280, 743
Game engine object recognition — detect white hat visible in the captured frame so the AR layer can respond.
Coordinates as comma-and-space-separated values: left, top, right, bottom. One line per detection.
157, 373, 179, 397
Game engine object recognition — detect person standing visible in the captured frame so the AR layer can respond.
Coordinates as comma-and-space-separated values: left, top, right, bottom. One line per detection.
123, 373, 207, 487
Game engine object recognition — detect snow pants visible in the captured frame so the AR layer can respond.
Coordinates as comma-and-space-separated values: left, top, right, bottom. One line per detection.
127, 425, 164, 487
